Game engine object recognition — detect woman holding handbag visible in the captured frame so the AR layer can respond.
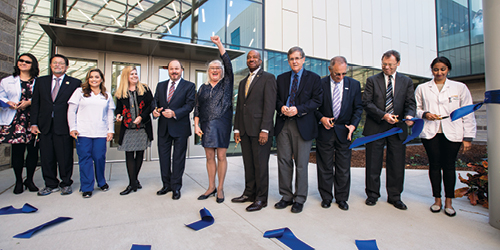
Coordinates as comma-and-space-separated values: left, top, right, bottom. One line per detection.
115, 66, 154, 195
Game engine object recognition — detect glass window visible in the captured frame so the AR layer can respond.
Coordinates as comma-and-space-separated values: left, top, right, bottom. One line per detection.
436, 0, 470, 51
439, 47, 471, 77
66, 58, 98, 82
190, 0, 226, 44
227, 0, 263, 49
471, 43, 485, 74
470, 0, 483, 44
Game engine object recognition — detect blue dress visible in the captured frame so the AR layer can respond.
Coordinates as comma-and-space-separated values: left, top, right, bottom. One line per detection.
194, 52, 234, 148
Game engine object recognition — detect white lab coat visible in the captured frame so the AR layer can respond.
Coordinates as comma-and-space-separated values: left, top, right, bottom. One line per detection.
415, 79, 476, 142
0, 76, 23, 125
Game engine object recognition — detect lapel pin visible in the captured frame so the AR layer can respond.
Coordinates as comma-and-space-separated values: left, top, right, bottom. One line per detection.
65, 81, 69, 85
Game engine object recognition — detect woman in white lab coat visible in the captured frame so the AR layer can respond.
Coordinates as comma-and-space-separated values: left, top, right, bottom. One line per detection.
415, 56, 476, 217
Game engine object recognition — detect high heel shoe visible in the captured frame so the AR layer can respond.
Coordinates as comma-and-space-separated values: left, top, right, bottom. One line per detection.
24, 180, 39, 192
13, 182, 24, 194
216, 191, 225, 203
120, 186, 137, 195
198, 188, 217, 200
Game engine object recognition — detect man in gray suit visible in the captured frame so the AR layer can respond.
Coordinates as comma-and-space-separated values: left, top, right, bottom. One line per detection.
232, 50, 277, 212
362, 50, 416, 210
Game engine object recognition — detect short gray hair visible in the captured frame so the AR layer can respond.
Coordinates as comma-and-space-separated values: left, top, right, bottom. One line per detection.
205, 59, 224, 84
287, 46, 305, 59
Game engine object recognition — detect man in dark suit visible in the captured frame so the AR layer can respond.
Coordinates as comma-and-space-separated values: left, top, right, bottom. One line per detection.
232, 50, 277, 212
362, 50, 416, 210
31, 54, 81, 196
153, 60, 196, 200
274, 46, 323, 213
315, 56, 363, 211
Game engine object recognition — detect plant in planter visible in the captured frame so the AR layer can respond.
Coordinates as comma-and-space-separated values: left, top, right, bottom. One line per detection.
455, 161, 488, 208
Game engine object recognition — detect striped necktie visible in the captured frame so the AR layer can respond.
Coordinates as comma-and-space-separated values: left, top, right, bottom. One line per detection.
385, 75, 394, 114
167, 81, 176, 103
332, 81, 341, 119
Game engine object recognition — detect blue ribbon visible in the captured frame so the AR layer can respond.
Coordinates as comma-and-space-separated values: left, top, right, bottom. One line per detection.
0, 203, 38, 215
13, 217, 72, 238
0, 99, 10, 108
130, 244, 151, 250
185, 208, 214, 231
350, 127, 402, 149
450, 89, 500, 121
402, 118, 424, 144
355, 239, 379, 250
263, 227, 314, 250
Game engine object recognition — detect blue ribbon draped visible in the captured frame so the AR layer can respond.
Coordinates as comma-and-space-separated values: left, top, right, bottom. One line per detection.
13, 217, 72, 238
402, 118, 424, 144
130, 244, 151, 250
263, 227, 314, 250
0, 100, 10, 108
450, 89, 500, 121
355, 239, 379, 250
185, 208, 214, 231
0, 203, 37, 215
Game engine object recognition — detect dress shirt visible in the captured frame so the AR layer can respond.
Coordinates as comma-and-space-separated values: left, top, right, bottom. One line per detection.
286, 67, 304, 107
67, 88, 115, 138
52, 74, 66, 92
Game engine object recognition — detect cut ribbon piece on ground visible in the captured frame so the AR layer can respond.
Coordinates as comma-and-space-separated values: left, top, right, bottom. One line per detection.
355, 239, 379, 250
450, 89, 500, 121
350, 127, 402, 149
263, 227, 314, 250
130, 244, 151, 250
0, 203, 37, 215
13, 217, 72, 238
185, 208, 214, 231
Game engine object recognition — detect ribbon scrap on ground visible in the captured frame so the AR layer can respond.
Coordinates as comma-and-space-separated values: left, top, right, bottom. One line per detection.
130, 244, 151, 250
350, 118, 424, 149
450, 89, 500, 121
263, 227, 314, 250
185, 208, 214, 231
13, 217, 72, 238
0, 203, 38, 215
355, 239, 379, 250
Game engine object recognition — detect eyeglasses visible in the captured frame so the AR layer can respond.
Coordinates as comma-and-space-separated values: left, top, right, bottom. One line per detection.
51, 62, 66, 66
209, 67, 221, 71
382, 63, 397, 68
333, 72, 347, 77
18, 59, 32, 64
288, 57, 303, 62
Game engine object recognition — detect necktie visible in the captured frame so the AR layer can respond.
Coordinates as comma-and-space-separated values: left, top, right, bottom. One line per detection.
332, 82, 341, 119
52, 77, 61, 101
385, 75, 394, 114
245, 72, 254, 97
167, 81, 176, 103
289, 74, 298, 106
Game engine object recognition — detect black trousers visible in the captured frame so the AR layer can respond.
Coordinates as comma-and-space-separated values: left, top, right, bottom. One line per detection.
39, 123, 74, 188
158, 132, 188, 191
240, 133, 271, 202
422, 133, 462, 198
11, 142, 39, 184
316, 131, 351, 202
365, 133, 406, 202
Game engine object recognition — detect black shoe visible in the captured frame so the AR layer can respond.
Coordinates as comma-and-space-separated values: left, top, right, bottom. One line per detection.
82, 191, 92, 198
388, 200, 408, 210
336, 201, 349, 211
274, 199, 293, 209
231, 195, 253, 203
172, 190, 181, 200
100, 183, 109, 192
321, 199, 332, 208
246, 201, 267, 212
216, 191, 225, 203
13, 182, 24, 194
23, 180, 39, 192
120, 186, 137, 195
291, 202, 304, 213
137, 180, 142, 189
365, 197, 377, 206
198, 188, 217, 200
157, 187, 172, 195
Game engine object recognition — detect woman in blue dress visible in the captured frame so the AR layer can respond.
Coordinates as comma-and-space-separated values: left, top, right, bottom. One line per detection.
194, 35, 233, 203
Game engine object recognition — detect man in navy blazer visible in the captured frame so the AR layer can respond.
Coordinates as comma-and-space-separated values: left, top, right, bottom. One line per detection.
31, 54, 81, 196
274, 46, 323, 213
153, 60, 196, 200
315, 56, 362, 211
362, 50, 416, 210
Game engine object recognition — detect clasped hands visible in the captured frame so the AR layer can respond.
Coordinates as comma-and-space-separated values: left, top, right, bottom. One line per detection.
7, 100, 30, 110
152, 107, 176, 119
383, 113, 414, 126
281, 105, 298, 117
116, 114, 143, 125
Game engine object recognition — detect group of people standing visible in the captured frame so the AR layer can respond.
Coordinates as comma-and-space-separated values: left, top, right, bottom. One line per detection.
0, 37, 475, 217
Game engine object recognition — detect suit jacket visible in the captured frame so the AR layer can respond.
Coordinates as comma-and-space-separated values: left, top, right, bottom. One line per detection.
275, 69, 323, 141
154, 78, 196, 138
31, 74, 81, 135
362, 72, 416, 140
115, 85, 154, 145
315, 76, 363, 144
234, 69, 277, 137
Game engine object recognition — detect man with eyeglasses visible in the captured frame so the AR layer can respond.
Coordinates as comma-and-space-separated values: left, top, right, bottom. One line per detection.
362, 50, 416, 210
274, 46, 323, 213
31, 54, 82, 196
314, 56, 362, 211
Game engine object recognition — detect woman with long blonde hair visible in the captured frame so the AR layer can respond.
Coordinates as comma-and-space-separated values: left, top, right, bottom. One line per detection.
115, 66, 154, 195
